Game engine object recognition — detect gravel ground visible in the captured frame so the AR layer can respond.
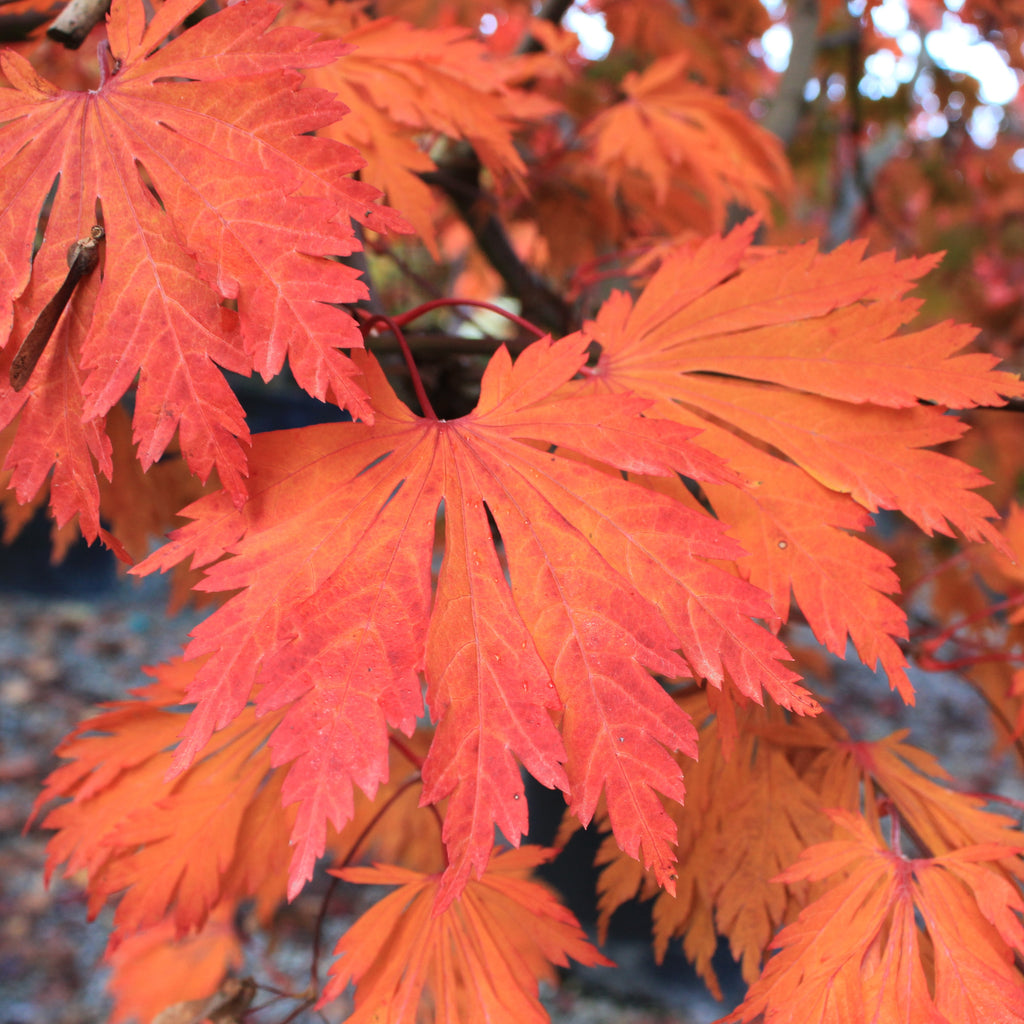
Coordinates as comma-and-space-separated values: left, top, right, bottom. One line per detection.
0, 577, 204, 1024
2, 545, 1020, 1024
0, 551, 735, 1024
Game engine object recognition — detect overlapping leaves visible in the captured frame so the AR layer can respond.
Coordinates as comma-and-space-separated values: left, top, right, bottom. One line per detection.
583, 54, 791, 228
0, 0, 403, 538
288, 0, 538, 250
137, 332, 810, 907
322, 847, 611, 1024
729, 811, 1024, 1024
579, 222, 1023, 700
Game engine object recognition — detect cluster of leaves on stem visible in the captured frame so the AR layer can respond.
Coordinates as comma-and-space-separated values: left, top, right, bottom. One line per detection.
5, 0, 1024, 1022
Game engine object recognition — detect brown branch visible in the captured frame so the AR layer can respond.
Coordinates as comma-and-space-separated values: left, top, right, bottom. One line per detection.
518, 0, 575, 54
47, 0, 108, 49
421, 161, 574, 335
374, 328, 535, 358
409, 0, 577, 336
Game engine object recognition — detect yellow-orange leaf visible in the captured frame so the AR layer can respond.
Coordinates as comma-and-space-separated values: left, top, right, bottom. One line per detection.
33, 658, 292, 936
105, 909, 243, 1024
730, 810, 1024, 1024
594, 698, 839, 997
321, 846, 612, 1023
583, 54, 791, 229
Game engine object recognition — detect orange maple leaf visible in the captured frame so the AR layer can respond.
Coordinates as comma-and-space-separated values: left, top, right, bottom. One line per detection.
586, 700, 1024, 1002
590, 697, 840, 998
320, 846, 612, 1024
579, 222, 1024, 701
105, 907, 243, 1024
34, 653, 452, 949
289, 0, 539, 251
582, 53, 791, 228
729, 809, 1024, 1024
0, 0, 404, 538
33, 657, 293, 935
136, 333, 813, 908
813, 729, 1024, 859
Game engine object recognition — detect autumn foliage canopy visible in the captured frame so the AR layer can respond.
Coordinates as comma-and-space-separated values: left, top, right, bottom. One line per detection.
6, 0, 1024, 1021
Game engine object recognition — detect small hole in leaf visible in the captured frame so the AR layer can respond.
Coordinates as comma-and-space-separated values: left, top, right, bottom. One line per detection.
483, 501, 511, 585
356, 451, 393, 477
32, 174, 61, 260
134, 159, 165, 212
381, 478, 405, 511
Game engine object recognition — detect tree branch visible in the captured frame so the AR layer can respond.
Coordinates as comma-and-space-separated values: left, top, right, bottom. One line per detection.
47, 0, 108, 49
410, 0, 577, 335
762, 0, 819, 145
0, 6, 56, 41
421, 160, 575, 334
518, 0, 575, 54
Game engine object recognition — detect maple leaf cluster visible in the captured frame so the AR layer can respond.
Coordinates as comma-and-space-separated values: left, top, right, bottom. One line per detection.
4, 0, 1024, 1022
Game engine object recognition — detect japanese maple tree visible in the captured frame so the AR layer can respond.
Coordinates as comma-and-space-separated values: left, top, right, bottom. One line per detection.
6, 0, 1024, 1022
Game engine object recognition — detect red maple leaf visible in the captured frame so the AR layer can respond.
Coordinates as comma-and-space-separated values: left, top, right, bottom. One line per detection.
0, 0, 405, 538
136, 333, 810, 908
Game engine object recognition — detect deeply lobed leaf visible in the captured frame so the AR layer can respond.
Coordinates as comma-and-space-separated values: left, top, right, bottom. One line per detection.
579, 222, 1024, 701
0, 0, 406, 537
730, 810, 1024, 1024
321, 847, 612, 1024
32, 658, 294, 935
136, 333, 808, 906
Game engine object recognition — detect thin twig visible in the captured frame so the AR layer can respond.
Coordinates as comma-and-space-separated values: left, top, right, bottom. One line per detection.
392, 297, 547, 338
309, 876, 339, 991
361, 313, 437, 418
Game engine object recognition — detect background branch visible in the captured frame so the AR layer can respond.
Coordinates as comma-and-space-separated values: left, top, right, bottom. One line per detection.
414, 0, 577, 335
762, 0, 819, 145
47, 0, 108, 48
421, 161, 575, 334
